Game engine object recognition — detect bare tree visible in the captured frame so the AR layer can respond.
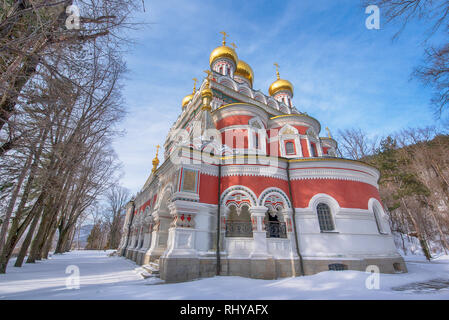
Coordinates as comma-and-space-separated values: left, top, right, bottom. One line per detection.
103, 184, 130, 249
0, 0, 141, 273
336, 128, 378, 160
368, 0, 449, 116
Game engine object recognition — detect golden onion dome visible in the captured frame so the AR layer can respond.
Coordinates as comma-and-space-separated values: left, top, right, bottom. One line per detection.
269, 79, 294, 96
181, 78, 198, 109
209, 45, 238, 68
181, 94, 193, 108
234, 60, 254, 85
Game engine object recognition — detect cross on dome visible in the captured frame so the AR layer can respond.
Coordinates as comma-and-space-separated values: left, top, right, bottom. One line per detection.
220, 31, 229, 45
274, 63, 281, 80
325, 127, 333, 139
192, 78, 197, 93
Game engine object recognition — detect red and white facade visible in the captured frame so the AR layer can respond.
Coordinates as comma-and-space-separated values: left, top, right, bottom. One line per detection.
118, 41, 406, 282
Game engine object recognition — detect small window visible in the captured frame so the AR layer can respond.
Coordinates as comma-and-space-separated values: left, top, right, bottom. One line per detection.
393, 263, 404, 273
329, 263, 347, 271
317, 203, 334, 231
310, 143, 317, 157
285, 142, 295, 155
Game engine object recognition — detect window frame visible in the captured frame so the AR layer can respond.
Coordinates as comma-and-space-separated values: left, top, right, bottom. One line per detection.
285, 141, 295, 155
316, 202, 336, 232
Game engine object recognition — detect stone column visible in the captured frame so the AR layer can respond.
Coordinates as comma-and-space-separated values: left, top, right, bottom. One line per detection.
249, 206, 269, 258
144, 211, 162, 263
164, 200, 198, 257
141, 216, 153, 265
219, 206, 227, 253
159, 200, 200, 282
282, 208, 299, 258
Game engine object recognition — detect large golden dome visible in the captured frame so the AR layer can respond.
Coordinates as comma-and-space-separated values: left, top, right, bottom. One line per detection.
269, 79, 294, 96
209, 45, 238, 68
234, 60, 254, 85
181, 93, 193, 108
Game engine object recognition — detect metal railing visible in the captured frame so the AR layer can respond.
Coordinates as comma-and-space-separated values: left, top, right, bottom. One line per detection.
225, 220, 253, 238
265, 221, 287, 238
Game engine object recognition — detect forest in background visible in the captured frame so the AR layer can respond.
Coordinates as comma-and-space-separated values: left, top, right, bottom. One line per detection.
337, 125, 449, 260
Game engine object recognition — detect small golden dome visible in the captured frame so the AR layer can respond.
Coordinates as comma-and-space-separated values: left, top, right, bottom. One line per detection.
209, 45, 238, 68
269, 79, 294, 96
234, 60, 254, 85
182, 78, 198, 109
182, 94, 193, 108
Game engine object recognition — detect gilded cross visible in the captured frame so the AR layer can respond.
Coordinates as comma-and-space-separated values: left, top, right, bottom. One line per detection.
156, 145, 160, 155
219, 31, 229, 45
325, 127, 332, 139
203, 70, 213, 88
204, 70, 212, 79
274, 62, 280, 80
192, 78, 198, 93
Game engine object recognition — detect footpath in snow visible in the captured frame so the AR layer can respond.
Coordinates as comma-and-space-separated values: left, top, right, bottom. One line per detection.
0, 250, 449, 299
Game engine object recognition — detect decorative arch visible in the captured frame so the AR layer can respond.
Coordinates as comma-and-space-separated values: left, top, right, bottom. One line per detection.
258, 187, 292, 208
238, 85, 253, 98
217, 76, 238, 91
220, 185, 257, 210
155, 184, 174, 210
279, 124, 302, 158
308, 193, 340, 232
308, 193, 340, 211
267, 98, 278, 110
280, 124, 298, 135
368, 198, 390, 234
254, 92, 267, 104
249, 117, 265, 129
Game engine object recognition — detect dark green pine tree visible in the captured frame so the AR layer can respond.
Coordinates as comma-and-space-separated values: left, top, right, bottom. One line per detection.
374, 136, 432, 260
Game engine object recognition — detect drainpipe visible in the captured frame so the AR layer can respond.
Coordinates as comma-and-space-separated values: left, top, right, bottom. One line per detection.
216, 158, 222, 276
123, 200, 135, 257
286, 160, 305, 276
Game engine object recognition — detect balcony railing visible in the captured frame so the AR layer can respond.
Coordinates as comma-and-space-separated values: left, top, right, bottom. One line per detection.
265, 221, 287, 238
225, 220, 253, 238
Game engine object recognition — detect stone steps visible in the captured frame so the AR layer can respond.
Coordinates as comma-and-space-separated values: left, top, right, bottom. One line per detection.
140, 259, 160, 278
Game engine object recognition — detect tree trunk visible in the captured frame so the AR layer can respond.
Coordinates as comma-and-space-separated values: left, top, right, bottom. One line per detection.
401, 198, 432, 260
14, 212, 41, 267
0, 194, 45, 273
0, 153, 32, 252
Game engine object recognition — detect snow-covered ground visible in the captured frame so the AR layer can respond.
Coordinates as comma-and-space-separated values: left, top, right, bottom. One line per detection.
0, 250, 449, 299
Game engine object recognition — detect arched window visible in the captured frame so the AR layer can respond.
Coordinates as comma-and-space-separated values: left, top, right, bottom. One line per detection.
373, 206, 385, 234
285, 141, 295, 155
316, 203, 334, 231
225, 205, 253, 238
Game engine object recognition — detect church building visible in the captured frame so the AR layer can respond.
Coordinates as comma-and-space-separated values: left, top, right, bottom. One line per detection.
118, 33, 407, 282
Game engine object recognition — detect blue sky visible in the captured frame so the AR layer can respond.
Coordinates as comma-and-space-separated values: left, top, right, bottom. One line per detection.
113, 0, 445, 194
